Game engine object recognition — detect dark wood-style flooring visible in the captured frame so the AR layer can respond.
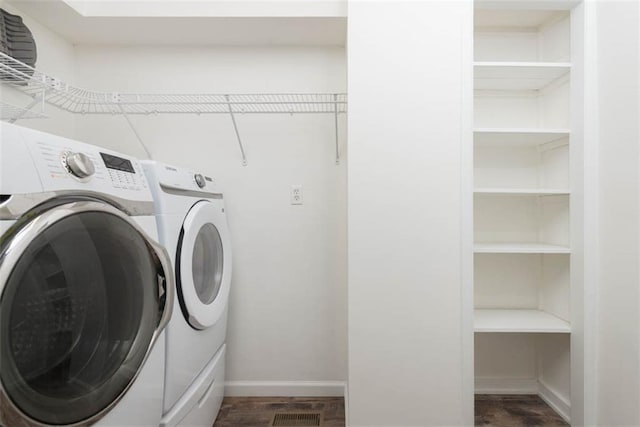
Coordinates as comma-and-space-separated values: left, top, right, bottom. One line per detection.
475, 395, 569, 426
213, 397, 345, 427
212, 395, 567, 426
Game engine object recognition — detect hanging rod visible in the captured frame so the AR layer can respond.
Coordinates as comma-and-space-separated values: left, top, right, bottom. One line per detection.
226, 94, 248, 166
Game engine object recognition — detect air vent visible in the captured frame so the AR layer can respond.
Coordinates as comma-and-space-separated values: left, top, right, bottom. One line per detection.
270, 412, 324, 427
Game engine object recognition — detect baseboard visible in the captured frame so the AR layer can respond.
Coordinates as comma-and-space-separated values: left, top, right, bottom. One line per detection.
538, 381, 571, 423
475, 377, 538, 394
343, 383, 349, 427
224, 381, 347, 397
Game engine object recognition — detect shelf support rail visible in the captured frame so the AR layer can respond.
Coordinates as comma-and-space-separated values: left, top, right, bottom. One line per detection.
118, 103, 153, 159
9, 96, 41, 123
226, 95, 248, 166
8, 82, 47, 123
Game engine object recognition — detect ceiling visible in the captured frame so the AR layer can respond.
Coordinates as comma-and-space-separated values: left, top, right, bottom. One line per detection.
6, 0, 347, 46
61, 0, 346, 18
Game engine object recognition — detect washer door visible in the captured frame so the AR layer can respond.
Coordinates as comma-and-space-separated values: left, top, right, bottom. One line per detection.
177, 200, 232, 330
0, 200, 173, 427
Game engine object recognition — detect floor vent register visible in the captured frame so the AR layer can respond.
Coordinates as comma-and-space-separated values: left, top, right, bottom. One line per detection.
270, 412, 324, 427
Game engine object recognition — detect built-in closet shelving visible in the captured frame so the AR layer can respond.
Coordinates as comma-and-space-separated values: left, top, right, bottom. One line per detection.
473, 5, 576, 422
474, 128, 571, 146
474, 62, 571, 91
474, 309, 570, 333
474, 243, 570, 254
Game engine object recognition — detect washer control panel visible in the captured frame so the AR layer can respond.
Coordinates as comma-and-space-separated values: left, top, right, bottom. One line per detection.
100, 152, 147, 191
24, 131, 151, 199
62, 151, 95, 179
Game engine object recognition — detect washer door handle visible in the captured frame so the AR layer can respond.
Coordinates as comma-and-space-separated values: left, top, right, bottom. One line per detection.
147, 238, 175, 332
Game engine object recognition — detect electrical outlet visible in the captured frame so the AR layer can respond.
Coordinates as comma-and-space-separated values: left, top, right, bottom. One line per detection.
290, 185, 303, 205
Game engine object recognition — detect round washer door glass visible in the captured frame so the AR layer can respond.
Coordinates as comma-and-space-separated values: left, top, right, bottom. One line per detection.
192, 223, 224, 304
0, 210, 160, 425
178, 200, 232, 330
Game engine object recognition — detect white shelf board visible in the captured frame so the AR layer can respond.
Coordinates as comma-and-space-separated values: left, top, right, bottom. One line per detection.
474, 242, 571, 254
474, 309, 571, 333
474, 128, 570, 146
474, 188, 570, 196
474, 62, 571, 91
474, 9, 570, 28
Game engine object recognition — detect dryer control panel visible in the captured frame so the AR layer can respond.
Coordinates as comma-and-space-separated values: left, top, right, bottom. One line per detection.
153, 163, 218, 194
140, 160, 223, 216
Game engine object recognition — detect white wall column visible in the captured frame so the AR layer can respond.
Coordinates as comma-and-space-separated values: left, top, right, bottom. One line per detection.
596, 1, 640, 425
347, 1, 473, 425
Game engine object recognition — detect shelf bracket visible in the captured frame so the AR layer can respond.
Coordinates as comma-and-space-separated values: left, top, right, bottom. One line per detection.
118, 105, 153, 159
334, 94, 340, 165
226, 95, 247, 166
8, 92, 44, 123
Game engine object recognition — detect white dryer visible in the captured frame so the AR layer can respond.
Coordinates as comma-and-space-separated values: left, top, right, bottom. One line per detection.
0, 123, 174, 426
142, 161, 231, 427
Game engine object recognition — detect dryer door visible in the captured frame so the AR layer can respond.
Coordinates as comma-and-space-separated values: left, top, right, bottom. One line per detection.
0, 200, 173, 427
177, 200, 232, 330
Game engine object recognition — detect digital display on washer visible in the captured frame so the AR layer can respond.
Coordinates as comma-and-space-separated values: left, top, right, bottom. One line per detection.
100, 153, 135, 173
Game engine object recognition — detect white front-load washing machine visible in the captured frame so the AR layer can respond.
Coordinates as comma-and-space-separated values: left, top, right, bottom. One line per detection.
0, 123, 174, 426
141, 161, 231, 427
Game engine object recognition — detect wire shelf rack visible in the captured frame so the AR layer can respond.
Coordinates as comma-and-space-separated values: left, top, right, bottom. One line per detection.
0, 52, 347, 115
0, 51, 347, 165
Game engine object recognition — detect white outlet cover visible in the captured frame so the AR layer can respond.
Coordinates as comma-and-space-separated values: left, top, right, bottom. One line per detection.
290, 185, 303, 205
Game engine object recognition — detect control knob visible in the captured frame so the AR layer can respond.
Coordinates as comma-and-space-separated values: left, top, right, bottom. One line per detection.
64, 152, 95, 179
194, 174, 206, 188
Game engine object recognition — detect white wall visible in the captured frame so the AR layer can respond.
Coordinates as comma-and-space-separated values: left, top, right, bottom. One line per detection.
71, 45, 348, 393
595, 1, 640, 425
347, 1, 473, 426
0, 0, 75, 137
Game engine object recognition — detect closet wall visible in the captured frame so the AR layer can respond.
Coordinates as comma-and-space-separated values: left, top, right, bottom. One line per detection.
347, 1, 473, 425
1, 1, 348, 396
72, 46, 348, 393
595, 1, 640, 424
